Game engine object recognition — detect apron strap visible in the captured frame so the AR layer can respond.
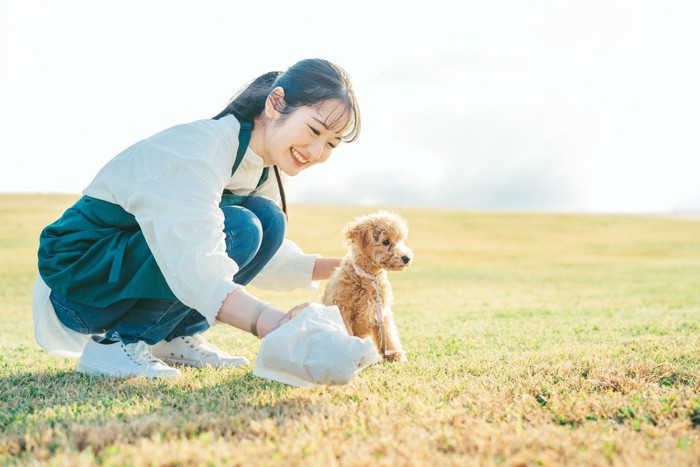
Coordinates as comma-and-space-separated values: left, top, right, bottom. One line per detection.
231, 121, 253, 176
228, 120, 287, 218
257, 167, 269, 188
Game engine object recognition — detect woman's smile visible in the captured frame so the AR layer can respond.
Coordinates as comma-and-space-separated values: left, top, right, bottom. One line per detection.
290, 147, 309, 166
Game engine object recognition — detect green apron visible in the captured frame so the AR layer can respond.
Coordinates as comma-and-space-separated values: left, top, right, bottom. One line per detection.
38, 120, 267, 306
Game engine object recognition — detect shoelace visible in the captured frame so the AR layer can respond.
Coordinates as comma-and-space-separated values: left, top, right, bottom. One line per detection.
124, 341, 160, 365
184, 335, 221, 357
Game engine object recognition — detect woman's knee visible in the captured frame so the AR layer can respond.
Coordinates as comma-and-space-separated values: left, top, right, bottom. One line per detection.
221, 206, 263, 263
243, 197, 286, 244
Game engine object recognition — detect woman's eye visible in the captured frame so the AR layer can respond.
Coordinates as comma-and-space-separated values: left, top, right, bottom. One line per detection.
382, 239, 390, 246
328, 142, 337, 149
308, 125, 320, 136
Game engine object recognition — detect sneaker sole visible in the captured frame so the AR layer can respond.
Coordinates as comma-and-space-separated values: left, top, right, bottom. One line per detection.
158, 357, 249, 368
77, 359, 181, 378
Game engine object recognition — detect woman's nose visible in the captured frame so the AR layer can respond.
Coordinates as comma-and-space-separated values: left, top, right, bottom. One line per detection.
308, 140, 324, 159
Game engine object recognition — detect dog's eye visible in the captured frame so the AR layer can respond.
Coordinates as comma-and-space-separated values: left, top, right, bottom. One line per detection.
382, 239, 390, 246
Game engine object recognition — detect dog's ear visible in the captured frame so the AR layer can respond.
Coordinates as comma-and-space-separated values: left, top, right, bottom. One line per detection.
344, 216, 375, 253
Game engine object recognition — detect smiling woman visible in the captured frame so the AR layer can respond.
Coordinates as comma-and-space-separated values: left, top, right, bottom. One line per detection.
254, 99, 349, 174
33, 58, 362, 379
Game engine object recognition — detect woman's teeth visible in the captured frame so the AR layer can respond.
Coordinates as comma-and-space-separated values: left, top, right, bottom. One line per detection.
291, 148, 308, 164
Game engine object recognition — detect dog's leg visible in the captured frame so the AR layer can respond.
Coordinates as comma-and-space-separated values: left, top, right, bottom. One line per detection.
342, 314, 355, 336
382, 307, 406, 362
322, 283, 352, 336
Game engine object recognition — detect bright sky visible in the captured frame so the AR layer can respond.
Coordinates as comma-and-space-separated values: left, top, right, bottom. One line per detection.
1, 0, 699, 213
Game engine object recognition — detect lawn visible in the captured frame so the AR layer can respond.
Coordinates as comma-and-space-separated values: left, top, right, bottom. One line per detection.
1, 194, 699, 466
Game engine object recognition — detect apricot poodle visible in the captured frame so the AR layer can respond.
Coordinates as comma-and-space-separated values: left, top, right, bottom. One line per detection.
322, 211, 413, 362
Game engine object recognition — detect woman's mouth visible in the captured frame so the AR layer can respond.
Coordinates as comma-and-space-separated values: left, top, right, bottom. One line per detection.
290, 147, 309, 167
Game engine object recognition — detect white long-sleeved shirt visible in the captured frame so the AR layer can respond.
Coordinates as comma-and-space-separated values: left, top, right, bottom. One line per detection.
33, 114, 319, 357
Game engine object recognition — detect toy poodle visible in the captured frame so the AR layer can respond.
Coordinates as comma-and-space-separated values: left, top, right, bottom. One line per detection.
322, 211, 413, 362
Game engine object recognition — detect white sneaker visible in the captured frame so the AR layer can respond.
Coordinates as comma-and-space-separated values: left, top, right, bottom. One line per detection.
77, 336, 181, 378
150, 334, 249, 368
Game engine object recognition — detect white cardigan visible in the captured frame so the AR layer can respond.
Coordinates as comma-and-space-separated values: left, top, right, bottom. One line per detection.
33, 114, 319, 357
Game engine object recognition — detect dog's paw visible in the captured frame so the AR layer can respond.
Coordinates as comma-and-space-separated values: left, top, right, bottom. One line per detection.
384, 350, 407, 363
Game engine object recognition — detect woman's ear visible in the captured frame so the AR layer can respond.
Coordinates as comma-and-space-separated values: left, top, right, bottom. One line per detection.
264, 86, 286, 119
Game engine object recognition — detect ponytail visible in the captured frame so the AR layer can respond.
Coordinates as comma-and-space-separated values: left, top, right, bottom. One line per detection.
213, 59, 360, 142
212, 71, 282, 121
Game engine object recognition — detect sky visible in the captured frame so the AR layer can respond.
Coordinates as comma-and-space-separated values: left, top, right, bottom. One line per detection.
1, 0, 699, 213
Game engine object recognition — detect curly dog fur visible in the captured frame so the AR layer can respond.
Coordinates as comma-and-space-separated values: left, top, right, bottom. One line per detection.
322, 211, 413, 362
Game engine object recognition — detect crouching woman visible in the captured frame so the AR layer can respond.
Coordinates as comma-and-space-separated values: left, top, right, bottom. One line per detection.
32, 58, 359, 378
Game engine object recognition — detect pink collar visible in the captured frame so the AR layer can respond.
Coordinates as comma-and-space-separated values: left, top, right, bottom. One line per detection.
353, 263, 378, 281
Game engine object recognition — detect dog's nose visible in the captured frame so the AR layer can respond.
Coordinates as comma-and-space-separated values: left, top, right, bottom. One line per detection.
401, 255, 411, 264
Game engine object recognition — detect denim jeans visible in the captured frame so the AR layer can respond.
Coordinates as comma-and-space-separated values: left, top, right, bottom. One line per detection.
50, 196, 286, 344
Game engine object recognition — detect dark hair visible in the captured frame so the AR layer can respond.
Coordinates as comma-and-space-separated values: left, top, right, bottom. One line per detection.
213, 58, 361, 142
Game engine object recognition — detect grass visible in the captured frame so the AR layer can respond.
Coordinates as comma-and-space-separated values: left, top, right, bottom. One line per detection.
1, 193, 699, 466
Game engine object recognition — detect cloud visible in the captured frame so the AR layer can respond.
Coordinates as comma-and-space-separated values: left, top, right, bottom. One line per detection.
289, 106, 591, 211
289, 154, 581, 212
672, 192, 700, 213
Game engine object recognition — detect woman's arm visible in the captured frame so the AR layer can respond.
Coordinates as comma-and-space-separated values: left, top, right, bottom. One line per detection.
86, 118, 243, 325
218, 258, 341, 337
217, 288, 309, 337
312, 257, 342, 281
250, 243, 341, 291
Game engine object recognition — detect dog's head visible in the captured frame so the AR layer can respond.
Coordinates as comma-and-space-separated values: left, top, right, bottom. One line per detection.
343, 211, 413, 271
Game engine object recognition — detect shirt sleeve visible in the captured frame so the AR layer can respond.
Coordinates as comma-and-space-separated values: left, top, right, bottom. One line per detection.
249, 239, 320, 291
248, 168, 319, 291
84, 119, 242, 324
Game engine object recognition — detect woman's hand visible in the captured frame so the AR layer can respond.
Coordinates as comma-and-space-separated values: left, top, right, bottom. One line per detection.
312, 257, 342, 281
273, 302, 311, 331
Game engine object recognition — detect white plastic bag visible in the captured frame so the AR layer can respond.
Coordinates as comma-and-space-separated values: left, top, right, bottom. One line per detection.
253, 303, 381, 388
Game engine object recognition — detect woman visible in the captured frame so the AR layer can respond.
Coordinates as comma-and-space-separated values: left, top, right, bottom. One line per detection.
33, 58, 360, 378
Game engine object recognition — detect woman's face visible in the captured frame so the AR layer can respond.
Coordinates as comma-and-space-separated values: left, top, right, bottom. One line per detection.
260, 93, 348, 176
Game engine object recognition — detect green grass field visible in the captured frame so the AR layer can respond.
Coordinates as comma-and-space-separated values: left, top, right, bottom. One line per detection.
1, 194, 699, 466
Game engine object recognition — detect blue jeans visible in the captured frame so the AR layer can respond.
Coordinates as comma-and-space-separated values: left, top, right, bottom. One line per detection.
50, 196, 286, 344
